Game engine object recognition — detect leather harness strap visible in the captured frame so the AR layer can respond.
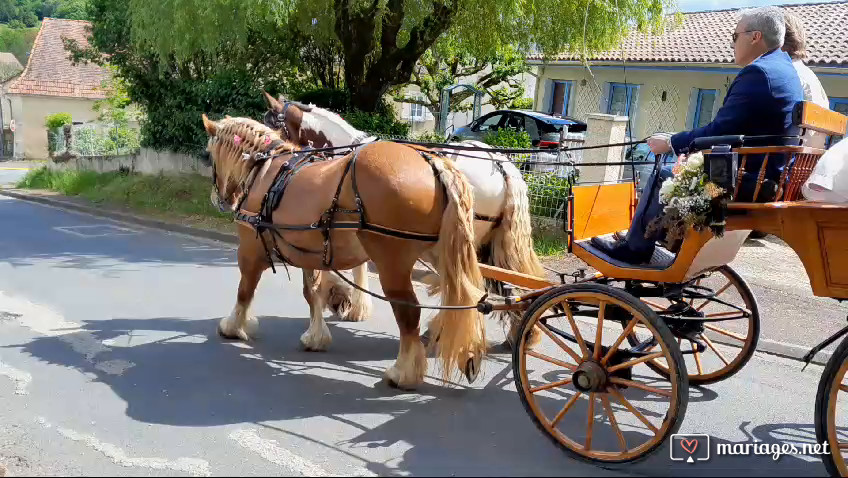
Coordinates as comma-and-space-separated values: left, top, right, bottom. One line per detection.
231, 143, 442, 273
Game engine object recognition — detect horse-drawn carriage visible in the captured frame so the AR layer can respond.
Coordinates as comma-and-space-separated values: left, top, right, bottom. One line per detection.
201, 96, 848, 473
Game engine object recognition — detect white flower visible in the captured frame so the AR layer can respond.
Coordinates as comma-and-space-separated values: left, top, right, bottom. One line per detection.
685, 152, 704, 170
660, 178, 675, 198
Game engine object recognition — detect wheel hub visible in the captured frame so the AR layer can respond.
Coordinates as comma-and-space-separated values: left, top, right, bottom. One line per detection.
572, 361, 608, 393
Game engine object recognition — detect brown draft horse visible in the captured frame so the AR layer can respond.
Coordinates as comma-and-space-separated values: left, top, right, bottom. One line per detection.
261, 92, 545, 349
201, 114, 488, 389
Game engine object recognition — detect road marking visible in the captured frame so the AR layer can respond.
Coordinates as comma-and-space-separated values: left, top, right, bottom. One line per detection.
229, 428, 332, 476
0, 361, 31, 395
37, 417, 210, 476
53, 224, 142, 238
0, 167, 31, 171
0, 291, 135, 376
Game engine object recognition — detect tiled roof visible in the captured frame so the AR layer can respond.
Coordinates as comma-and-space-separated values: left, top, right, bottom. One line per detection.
6, 18, 111, 98
528, 1, 848, 67
0, 53, 23, 70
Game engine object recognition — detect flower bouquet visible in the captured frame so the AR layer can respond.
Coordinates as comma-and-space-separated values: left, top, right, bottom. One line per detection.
645, 152, 731, 246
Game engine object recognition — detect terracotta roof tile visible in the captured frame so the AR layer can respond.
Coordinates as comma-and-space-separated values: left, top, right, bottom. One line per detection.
6, 18, 111, 98
528, 1, 848, 67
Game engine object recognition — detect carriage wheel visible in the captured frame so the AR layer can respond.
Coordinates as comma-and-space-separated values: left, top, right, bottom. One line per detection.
815, 336, 848, 477
625, 265, 760, 385
513, 283, 688, 465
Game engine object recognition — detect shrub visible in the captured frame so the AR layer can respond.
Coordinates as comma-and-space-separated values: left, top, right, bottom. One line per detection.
509, 97, 534, 110
483, 127, 532, 149
44, 113, 73, 129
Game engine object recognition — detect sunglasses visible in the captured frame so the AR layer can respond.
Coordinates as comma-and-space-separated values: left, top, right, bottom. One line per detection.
732, 30, 758, 43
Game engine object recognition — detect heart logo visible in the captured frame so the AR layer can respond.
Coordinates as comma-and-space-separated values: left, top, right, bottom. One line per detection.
680, 439, 698, 455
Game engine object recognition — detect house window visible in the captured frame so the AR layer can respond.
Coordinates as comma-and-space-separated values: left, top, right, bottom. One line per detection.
550, 80, 572, 116
607, 83, 639, 117
608, 83, 639, 136
829, 98, 848, 146
409, 100, 426, 121
693, 89, 718, 129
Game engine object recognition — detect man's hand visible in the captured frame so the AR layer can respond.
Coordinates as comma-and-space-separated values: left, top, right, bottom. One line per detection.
647, 133, 673, 154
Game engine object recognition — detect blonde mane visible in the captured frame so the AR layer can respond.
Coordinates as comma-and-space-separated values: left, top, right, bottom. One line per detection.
208, 116, 298, 198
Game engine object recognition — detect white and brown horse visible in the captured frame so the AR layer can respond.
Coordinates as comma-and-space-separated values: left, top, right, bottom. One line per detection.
201, 114, 489, 389
263, 93, 544, 347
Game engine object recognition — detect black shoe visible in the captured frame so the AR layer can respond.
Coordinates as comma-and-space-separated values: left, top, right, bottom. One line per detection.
590, 236, 653, 264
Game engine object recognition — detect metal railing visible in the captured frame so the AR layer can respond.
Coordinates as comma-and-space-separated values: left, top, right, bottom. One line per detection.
49, 123, 141, 158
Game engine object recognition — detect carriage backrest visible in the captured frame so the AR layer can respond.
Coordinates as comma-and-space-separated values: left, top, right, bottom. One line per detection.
702, 102, 848, 203
567, 181, 635, 249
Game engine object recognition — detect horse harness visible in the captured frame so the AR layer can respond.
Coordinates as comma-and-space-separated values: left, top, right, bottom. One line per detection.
223, 141, 444, 275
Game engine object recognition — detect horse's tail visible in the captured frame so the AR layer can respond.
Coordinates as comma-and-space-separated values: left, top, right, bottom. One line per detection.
485, 164, 546, 346
426, 155, 487, 383
489, 164, 545, 279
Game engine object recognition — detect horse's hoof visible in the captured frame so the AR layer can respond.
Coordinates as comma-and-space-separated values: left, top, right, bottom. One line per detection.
299, 326, 332, 352
384, 367, 420, 391
217, 316, 257, 341
464, 355, 481, 383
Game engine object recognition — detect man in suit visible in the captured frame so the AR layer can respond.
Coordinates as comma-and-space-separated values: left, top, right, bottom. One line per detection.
591, 6, 804, 264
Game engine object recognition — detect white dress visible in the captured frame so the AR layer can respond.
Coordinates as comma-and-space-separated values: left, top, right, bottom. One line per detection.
793, 59, 829, 108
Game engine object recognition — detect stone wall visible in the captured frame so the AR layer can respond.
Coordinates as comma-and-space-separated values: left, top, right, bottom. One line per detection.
48, 148, 211, 177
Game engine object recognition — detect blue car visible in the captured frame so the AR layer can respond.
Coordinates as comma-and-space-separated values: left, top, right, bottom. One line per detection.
621, 143, 677, 193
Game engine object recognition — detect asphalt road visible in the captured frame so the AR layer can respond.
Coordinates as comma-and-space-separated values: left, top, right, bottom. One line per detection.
0, 194, 839, 476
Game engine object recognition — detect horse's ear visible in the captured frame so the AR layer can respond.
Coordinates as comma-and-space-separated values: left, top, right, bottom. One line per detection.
201, 114, 217, 136
264, 91, 283, 113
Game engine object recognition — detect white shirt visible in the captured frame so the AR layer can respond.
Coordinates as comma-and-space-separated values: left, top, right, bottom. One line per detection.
793, 59, 829, 108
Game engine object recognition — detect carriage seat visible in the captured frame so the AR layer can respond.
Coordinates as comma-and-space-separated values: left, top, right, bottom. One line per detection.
576, 234, 676, 270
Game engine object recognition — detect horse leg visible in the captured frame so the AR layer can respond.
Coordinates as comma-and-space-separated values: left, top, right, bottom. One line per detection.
218, 244, 266, 341
345, 263, 373, 322
300, 268, 333, 351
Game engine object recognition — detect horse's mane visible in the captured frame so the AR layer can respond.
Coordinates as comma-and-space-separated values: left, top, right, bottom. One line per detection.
211, 116, 297, 187
304, 106, 366, 140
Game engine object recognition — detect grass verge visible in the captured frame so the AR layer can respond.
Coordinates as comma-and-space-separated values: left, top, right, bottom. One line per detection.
16, 167, 569, 257
16, 167, 234, 231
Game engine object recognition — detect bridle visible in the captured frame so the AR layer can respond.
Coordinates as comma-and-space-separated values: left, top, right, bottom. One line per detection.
204, 137, 292, 213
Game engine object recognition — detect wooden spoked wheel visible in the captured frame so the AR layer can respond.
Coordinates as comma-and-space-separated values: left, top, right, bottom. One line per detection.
624, 265, 760, 385
815, 336, 848, 477
513, 283, 688, 465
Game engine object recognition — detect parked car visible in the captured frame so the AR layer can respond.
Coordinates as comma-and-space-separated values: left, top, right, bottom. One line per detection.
621, 143, 677, 192
449, 110, 587, 148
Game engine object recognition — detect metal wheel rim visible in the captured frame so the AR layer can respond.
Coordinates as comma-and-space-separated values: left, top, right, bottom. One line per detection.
827, 358, 848, 477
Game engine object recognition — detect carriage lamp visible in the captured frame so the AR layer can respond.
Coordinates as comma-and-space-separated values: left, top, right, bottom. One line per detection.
704, 144, 738, 194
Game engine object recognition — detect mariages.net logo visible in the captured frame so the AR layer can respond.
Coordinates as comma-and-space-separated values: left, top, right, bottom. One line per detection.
670, 434, 830, 463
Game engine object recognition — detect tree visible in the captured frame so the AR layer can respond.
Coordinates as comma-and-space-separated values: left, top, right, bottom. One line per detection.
390, 39, 530, 133
126, 0, 673, 112
64, 0, 312, 154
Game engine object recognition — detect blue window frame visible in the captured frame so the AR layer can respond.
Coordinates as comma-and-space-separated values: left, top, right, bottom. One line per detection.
692, 89, 718, 129
550, 80, 573, 116
829, 98, 848, 147
607, 83, 639, 136
607, 83, 638, 117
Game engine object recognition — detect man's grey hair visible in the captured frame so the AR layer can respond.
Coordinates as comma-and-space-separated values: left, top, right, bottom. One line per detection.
737, 6, 786, 50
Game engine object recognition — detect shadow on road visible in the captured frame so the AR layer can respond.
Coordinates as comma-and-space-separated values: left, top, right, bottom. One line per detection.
4, 312, 830, 477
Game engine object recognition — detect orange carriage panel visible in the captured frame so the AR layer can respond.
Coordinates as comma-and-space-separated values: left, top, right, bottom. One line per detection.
570, 182, 636, 242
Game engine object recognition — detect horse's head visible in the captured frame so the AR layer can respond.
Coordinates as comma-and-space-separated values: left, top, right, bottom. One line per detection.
201, 113, 297, 212
262, 91, 374, 150
263, 91, 316, 145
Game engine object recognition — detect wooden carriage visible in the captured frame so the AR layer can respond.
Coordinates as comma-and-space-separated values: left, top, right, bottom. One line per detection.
477, 101, 848, 469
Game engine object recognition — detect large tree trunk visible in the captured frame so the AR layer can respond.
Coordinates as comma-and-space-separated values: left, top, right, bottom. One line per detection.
335, 0, 457, 113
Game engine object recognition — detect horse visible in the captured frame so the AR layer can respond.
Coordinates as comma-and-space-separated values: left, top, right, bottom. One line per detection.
200, 114, 488, 390
262, 92, 545, 349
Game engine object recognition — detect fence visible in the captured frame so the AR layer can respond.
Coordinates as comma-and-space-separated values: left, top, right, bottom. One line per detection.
49, 122, 141, 158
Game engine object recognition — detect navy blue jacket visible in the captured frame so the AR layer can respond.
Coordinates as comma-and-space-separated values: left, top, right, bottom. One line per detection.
671, 49, 804, 195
